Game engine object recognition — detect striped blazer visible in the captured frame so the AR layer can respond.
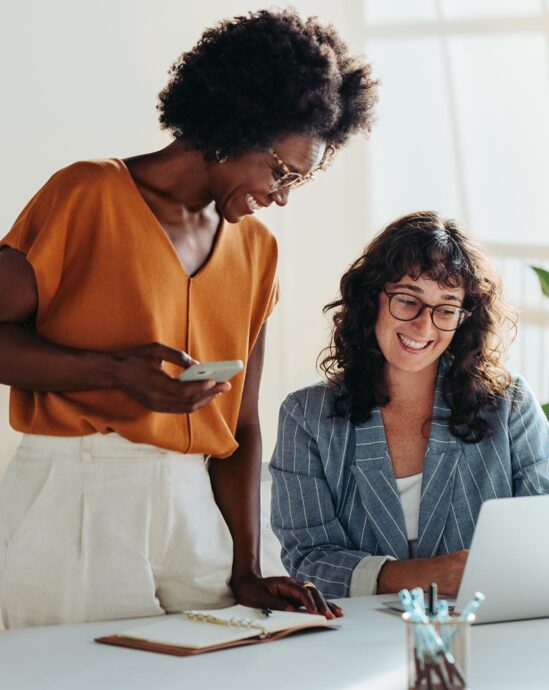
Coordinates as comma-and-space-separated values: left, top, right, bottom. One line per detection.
269, 368, 549, 598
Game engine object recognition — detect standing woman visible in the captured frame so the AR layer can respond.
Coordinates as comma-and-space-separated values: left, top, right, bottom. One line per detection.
0, 9, 377, 628
271, 212, 549, 598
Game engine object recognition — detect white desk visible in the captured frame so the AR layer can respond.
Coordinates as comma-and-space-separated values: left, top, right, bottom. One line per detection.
1, 595, 547, 690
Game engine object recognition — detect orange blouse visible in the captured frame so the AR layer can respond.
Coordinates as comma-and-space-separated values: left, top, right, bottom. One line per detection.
0, 159, 279, 457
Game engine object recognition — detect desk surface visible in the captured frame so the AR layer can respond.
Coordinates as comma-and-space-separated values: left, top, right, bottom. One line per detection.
1, 595, 548, 690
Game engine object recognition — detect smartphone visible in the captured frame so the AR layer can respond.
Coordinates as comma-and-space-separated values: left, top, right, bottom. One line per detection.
179, 359, 244, 383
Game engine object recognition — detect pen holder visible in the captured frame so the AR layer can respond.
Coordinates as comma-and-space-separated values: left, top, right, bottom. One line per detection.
402, 612, 475, 690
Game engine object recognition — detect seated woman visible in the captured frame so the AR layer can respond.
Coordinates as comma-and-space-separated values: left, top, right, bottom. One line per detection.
270, 211, 549, 598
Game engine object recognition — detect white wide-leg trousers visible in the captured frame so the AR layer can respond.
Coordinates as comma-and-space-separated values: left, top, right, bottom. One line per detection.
0, 433, 234, 629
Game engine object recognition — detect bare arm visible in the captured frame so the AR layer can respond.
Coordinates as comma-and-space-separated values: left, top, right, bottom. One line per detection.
209, 325, 342, 619
377, 550, 469, 597
208, 326, 266, 586
0, 247, 227, 411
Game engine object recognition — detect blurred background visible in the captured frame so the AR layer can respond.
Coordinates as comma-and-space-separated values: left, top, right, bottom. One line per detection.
1, 0, 548, 476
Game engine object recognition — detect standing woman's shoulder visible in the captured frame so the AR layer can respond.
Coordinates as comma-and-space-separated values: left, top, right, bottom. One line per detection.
236, 215, 279, 263
1, 158, 120, 256
39, 158, 125, 195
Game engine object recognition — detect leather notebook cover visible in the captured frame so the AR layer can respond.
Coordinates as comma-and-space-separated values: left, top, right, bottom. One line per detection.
96, 624, 336, 657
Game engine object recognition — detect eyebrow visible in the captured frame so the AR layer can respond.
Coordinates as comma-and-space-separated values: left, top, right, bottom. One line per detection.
286, 163, 301, 174
272, 155, 300, 175
285, 159, 308, 175
392, 283, 462, 303
277, 154, 320, 176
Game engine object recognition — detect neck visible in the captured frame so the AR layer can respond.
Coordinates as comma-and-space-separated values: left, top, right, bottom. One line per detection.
124, 140, 213, 211
383, 360, 439, 408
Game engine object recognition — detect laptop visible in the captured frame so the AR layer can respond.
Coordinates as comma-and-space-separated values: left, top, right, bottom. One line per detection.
383, 494, 549, 624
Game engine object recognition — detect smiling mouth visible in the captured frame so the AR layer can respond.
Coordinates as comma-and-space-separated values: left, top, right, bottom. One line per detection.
245, 193, 264, 212
397, 333, 431, 351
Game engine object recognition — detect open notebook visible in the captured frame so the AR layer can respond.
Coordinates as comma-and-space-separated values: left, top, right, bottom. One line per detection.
95, 605, 338, 656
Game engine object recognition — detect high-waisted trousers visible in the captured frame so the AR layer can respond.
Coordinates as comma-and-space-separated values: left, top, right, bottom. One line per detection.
0, 433, 234, 629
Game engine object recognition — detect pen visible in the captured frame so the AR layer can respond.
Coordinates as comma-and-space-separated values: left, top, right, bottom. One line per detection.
457, 591, 485, 621
429, 583, 438, 619
445, 591, 486, 645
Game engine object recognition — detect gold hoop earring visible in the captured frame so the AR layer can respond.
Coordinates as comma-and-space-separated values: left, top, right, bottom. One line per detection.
215, 149, 228, 164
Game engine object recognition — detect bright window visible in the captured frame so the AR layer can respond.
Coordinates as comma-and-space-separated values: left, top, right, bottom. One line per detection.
363, 0, 549, 401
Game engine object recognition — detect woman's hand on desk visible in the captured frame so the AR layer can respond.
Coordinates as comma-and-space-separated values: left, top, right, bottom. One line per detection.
111, 342, 230, 413
231, 573, 344, 620
377, 549, 469, 597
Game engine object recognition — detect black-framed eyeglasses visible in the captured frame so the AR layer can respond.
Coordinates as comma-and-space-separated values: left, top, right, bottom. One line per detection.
383, 289, 471, 332
268, 145, 335, 193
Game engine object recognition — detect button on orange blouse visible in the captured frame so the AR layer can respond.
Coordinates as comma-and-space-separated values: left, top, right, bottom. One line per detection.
0, 159, 279, 458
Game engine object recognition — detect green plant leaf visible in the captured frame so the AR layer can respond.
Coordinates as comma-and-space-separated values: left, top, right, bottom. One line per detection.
531, 266, 549, 298
542, 402, 549, 421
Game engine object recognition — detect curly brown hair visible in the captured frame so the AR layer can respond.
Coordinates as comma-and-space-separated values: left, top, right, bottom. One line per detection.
320, 211, 516, 442
157, 9, 378, 160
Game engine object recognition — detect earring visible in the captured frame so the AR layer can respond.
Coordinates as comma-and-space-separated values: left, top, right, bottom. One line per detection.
215, 149, 228, 164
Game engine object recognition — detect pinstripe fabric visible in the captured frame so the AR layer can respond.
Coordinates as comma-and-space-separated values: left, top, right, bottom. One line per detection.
269, 364, 549, 599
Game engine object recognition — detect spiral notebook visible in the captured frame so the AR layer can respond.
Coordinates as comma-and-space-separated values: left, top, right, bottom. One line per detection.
95, 605, 338, 656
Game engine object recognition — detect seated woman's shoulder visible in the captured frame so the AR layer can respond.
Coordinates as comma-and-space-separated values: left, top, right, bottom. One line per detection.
281, 380, 342, 422
493, 372, 547, 422
500, 373, 535, 403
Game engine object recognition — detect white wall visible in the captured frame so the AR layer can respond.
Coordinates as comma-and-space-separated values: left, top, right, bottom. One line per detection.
0, 0, 372, 474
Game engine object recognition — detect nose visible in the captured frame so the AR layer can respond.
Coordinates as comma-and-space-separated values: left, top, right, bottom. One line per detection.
270, 187, 290, 207
412, 306, 434, 333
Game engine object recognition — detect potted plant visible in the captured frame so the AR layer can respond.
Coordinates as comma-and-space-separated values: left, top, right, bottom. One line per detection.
531, 266, 549, 419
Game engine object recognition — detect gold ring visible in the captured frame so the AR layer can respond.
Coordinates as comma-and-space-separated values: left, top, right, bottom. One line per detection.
302, 581, 316, 590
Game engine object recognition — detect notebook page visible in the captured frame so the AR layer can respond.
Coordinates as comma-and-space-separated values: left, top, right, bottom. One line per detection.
119, 615, 259, 649
118, 606, 328, 649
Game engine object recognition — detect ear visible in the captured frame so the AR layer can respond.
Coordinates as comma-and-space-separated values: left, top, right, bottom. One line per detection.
215, 149, 228, 164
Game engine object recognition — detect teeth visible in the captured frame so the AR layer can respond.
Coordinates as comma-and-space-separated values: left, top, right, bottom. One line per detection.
245, 194, 263, 212
398, 333, 429, 350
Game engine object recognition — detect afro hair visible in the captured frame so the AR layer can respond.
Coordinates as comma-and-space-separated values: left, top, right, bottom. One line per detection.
158, 8, 378, 160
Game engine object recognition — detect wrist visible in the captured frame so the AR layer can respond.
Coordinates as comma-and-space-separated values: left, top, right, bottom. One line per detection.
376, 559, 402, 594
376, 557, 435, 594
93, 351, 121, 389
230, 566, 262, 589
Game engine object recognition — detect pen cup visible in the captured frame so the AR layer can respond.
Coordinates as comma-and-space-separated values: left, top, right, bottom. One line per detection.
402, 612, 475, 690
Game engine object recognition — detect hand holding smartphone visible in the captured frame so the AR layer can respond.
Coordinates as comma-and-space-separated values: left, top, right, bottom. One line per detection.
178, 359, 244, 383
